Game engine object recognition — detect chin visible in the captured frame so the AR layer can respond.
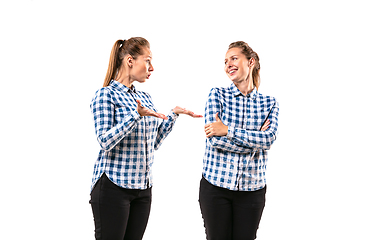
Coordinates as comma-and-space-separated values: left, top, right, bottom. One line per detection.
229, 76, 238, 82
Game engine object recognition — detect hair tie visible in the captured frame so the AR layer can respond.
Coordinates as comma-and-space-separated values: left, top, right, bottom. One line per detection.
119, 39, 126, 48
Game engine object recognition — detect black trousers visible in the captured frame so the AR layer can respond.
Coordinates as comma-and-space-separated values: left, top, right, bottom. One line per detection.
199, 177, 266, 240
90, 174, 152, 240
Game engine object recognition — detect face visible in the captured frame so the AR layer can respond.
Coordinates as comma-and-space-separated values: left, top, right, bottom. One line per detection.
130, 47, 154, 83
224, 47, 252, 83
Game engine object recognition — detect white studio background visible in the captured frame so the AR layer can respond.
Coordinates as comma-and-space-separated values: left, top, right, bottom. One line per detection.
1, 0, 375, 239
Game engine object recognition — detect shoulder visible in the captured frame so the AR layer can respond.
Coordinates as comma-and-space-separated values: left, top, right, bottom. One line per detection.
256, 92, 279, 107
91, 87, 116, 107
92, 87, 113, 99
208, 86, 232, 98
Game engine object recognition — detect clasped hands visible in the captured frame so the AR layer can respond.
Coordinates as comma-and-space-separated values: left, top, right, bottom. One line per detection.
205, 112, 270, 138
136, 100, 203, 120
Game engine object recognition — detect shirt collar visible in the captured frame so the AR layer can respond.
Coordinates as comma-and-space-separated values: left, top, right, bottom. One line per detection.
110, 80, 137, 93
230, 82, 258, 100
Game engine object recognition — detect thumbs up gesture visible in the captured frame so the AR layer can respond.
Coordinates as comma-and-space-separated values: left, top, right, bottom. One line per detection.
204, 112, 229, 138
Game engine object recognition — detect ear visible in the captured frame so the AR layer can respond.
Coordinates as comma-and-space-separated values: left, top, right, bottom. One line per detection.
126, 54, 133, 68
248, 58, 255, 68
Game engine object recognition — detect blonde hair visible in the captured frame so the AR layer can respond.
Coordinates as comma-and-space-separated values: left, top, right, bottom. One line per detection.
228, 41, 260, 90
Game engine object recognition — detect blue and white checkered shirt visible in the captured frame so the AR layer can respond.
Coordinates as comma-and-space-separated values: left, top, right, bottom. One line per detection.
202, 83, 279, 191
90, 80, 178, 191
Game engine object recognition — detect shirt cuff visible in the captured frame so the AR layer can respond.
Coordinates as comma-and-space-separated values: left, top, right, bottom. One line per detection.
169, 110, 179, 121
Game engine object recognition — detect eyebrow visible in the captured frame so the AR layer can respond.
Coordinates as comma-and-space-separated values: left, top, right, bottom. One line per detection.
225, 55, 238, 61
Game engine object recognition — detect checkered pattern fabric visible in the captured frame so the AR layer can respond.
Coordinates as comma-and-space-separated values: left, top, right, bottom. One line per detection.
90, 80, 178, 190
203, 83, 279, 191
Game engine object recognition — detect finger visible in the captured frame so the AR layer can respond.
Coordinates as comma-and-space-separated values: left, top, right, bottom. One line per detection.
186, 110, 194, 115
144, 109, 164, 119
206, 131, 214, 138
154, 112, 167, 120
205, 130, 211, 137
215, 112, 221, 122
205, 126, 213, 135
261, 120, 270, 131
159, 114, 168, 120
189, 112, 203, 118
136, 100, 143, 108
204, 124, 213, 132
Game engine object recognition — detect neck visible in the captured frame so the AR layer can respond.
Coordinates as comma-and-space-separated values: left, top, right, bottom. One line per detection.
234, 77, 254, 96
115, 68, 133, 88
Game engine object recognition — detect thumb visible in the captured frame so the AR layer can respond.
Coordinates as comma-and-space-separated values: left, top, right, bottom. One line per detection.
215, 112, 221, 122
136, 100, 142, 106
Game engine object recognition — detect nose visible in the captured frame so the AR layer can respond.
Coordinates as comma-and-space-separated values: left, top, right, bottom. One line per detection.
149, 63, 154, 72
225, 61, 233, 70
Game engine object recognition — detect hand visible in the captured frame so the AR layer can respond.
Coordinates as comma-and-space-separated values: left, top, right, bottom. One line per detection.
137, 100, 168, 120
261, 119, 270, 131
204, 112, 228, 138
173, 106, 203, 118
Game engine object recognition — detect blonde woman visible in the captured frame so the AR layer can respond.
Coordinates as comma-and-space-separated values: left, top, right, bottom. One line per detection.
89, 37, 202, 240
200, 41, 279, 240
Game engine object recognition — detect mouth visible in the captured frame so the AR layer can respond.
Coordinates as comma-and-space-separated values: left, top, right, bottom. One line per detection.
228, 68, 237, 76
146, 73, 151, 79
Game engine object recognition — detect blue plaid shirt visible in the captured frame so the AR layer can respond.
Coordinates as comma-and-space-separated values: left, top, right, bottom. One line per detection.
203, 83, 279, 191
90, 80, 178, 190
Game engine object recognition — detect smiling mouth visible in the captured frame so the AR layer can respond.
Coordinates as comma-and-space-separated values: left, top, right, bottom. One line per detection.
228, 69, 237, 75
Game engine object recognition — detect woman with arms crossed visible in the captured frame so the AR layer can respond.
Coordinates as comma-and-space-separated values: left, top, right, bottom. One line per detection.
200, 41, 279, 240
89, 37, 202, 240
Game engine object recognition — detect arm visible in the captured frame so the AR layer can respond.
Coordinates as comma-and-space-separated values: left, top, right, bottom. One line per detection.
154, 106, 203, 150
90, 88, 142, 151
154, 110, 179, 150
204, 88, 254, 153
227, 101, 279, 150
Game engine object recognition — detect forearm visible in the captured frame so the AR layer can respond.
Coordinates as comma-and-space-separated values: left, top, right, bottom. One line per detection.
95, 109, 142, 151
227, 126, 277, 150
207, 136, 253, 153
154, 110, 179, 150
227, 102, 279, 150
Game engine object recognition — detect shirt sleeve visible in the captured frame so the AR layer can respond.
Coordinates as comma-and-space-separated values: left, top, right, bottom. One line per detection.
154, 110, 179, 150
205, 88, 253, 154
90, 88, 142, 152
227, 101, 279, 150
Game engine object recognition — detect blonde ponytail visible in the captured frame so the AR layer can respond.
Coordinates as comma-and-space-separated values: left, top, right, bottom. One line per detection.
103, 40, 124, 87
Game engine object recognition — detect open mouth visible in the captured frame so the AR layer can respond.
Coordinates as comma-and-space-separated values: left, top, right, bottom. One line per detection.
228, 69, 237, 75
